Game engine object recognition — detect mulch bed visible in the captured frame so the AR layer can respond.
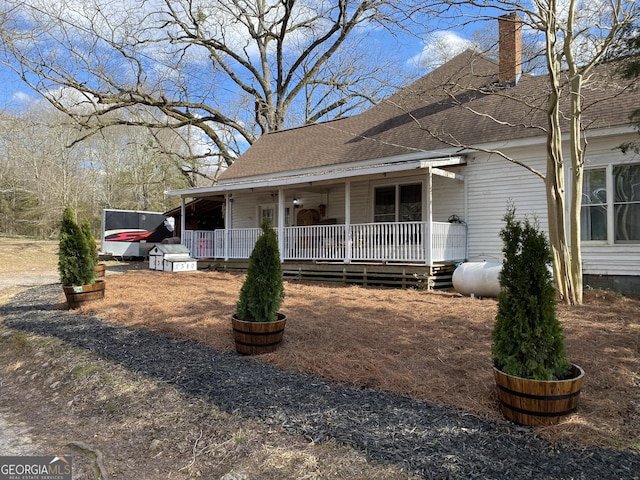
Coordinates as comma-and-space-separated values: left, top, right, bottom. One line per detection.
2, 284, 639, 480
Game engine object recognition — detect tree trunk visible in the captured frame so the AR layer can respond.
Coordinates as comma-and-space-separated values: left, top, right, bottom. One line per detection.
545, 102, 575, 304
543, 20, 579, 305
568, 74, 584, 305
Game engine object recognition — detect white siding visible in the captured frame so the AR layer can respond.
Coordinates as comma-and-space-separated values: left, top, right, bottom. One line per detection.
583, 134, 639, 168
350, 179, 373, 223
432, 174, 465, 222
464, 147, 548, 263
582, 245, 640, 275
462, 133, 640, 277
230, 191, 262, 228
324, 186, 346, 223
291, 192, 324, 221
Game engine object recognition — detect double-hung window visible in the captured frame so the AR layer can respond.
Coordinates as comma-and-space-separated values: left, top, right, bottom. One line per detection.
581, 164, 640, 243
374, 183, 422, 222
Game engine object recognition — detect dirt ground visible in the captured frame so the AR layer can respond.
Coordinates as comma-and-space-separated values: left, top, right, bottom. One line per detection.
0, 237, 419, 479
81, 268, 640, 452
1, 236, 639, 477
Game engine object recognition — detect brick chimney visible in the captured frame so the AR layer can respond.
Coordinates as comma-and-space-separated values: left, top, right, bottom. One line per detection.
498, 12, 522, 85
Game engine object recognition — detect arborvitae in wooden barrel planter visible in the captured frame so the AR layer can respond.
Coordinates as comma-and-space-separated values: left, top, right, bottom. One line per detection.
232, 219, 286, 354
492, 205, 584, 426
59, 207, 104, 309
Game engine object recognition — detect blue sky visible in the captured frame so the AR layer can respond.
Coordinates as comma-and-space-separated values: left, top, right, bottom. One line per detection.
0, 1, 491, 117
2, 0, 624, 118
0, 68, 33, 111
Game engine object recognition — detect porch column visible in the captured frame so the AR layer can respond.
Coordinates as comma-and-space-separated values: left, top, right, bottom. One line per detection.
426, 167, 433, 266
179, 197, 189, 255
464, 174, 469, 259
180, 197, 186, 243
277, 188, 285, 262
224, 193, 231, 261
345, 181, 351, 264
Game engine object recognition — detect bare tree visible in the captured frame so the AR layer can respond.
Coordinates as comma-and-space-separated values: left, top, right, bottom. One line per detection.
0, 108, 92, 235
0, 102, 184, 235
81, 123, 188, 211
0, 0, 426, 182
409, 1, 638, 305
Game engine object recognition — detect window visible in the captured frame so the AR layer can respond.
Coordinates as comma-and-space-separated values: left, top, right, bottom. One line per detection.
581, 164, 640, 243
258, 204, 276, 227
399, 184, 422, 221
374, 183, 422, 222
374, 186, 396, 222
581, 169, 607, 241
258, 204, 292, 227
614, 164, 640, 242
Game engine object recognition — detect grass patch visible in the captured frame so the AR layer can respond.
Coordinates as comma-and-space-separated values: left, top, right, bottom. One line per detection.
71, 364, 104, 377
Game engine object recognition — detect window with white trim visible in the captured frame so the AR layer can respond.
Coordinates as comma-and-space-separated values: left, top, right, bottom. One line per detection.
581, 163, 640, 243
258, 204, 292, 227
373, 183, 422, 222
258, 204, 276, 227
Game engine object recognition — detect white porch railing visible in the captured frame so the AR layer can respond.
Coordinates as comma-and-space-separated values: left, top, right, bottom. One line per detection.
350, 222, 425, 262
187, 222, 466, 265
283, 224, 347, 261
183, 230, 216, 258
431, 221, 468, 263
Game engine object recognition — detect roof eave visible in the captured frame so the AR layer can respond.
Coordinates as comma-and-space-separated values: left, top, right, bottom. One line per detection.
465, 125, 637, 152
167, 154, 465, 197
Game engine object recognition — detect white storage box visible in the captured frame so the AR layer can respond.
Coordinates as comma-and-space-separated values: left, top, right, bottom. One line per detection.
163, 257, 197, 272
149, 244, 197, 272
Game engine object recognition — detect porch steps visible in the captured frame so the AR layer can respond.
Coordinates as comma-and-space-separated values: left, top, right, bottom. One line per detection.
201, 260, 455, 290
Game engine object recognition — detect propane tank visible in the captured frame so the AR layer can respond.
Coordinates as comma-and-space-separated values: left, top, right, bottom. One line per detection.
452, 262, 502, 298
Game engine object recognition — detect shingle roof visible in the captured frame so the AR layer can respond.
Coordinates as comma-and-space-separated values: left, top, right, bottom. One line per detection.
220, 50, 639, 181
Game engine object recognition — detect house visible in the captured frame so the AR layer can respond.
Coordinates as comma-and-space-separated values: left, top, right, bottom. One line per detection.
167, 15, 640, 294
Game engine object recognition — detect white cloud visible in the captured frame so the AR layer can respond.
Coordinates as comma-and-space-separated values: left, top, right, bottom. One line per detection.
408, 31, 477, 71
11, 91, 36, 105
45, 86, 104, 114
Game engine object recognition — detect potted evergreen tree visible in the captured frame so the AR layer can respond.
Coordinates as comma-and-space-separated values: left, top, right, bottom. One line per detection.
81, 219, 106, 278
492, 205, 584, 426
231, 219, 286, 354
59, 207, 105, 309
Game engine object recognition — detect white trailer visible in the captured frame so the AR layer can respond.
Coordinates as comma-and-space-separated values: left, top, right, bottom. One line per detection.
101, 209, 175, 258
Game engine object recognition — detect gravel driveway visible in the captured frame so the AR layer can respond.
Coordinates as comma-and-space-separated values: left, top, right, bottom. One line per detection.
2, 283, 640, 480
1, 272, 59, 457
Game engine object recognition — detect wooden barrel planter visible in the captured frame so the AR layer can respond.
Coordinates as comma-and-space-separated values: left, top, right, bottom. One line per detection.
494, 364, 585, 426
63, 279, 106, 310
94, 263, 106, 278
231, 314, 287, 355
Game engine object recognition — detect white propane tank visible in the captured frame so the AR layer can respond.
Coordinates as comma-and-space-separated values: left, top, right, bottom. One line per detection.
452, 262, 502, 298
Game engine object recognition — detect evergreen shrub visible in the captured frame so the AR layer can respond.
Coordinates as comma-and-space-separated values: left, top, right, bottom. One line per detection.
235, 219, 284, 322
58, 207, 97, 286
492, 205, 572, 381
81, 219, 100, 265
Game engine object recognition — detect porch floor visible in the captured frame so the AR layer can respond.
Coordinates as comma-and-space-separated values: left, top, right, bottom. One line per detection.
198, 260, 456, 289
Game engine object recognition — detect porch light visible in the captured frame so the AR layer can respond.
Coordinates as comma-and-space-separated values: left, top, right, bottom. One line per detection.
293, 197, 301, 207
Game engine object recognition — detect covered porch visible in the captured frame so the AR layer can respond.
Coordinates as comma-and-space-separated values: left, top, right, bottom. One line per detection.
173, 156, 468, 268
